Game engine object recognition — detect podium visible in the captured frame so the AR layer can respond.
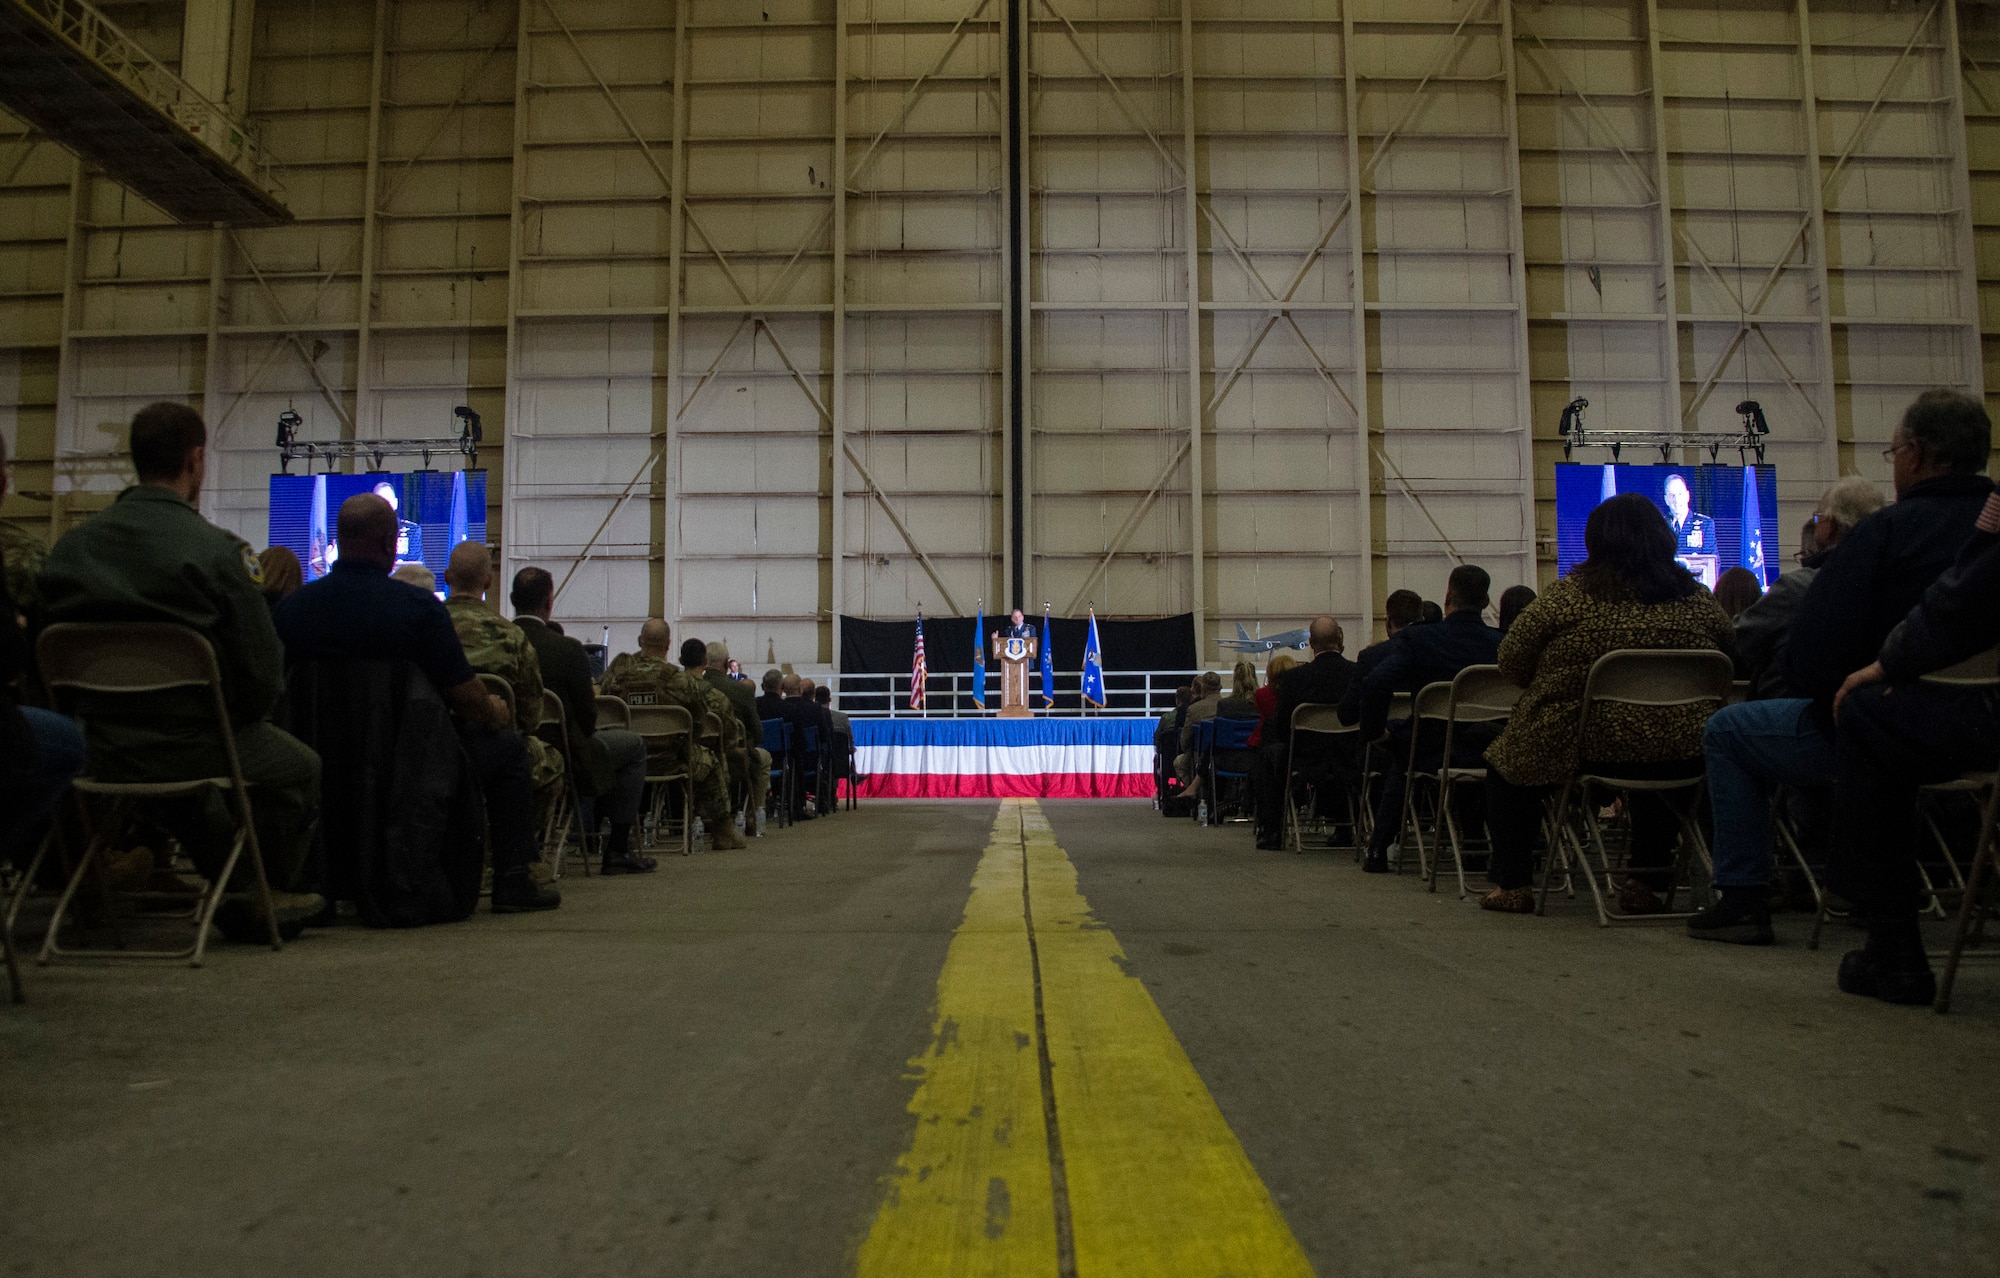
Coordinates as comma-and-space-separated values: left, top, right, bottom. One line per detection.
995, 633, 1036, 719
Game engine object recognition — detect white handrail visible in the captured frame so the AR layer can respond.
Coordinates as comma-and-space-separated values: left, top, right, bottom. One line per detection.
831, 669, 1196, 719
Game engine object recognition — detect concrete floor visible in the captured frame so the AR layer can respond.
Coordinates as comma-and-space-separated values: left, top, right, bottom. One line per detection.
3, 799, 1997, 1277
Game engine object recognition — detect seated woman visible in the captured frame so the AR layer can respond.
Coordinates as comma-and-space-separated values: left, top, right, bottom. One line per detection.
1480, 493, 1734, 914
1248, 652, 1296, 749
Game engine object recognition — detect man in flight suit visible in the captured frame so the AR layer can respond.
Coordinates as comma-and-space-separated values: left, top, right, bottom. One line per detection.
600, 619, 744, 849
37, 402, 324, 938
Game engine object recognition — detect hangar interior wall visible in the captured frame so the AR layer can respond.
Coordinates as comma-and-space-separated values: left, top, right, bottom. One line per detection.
0, 0, 1990, 665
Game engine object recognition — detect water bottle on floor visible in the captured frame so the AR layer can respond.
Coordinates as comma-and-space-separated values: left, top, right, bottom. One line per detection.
1197, 799, 1208, 825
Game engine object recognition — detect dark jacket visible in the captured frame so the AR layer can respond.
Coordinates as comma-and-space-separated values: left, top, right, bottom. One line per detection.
1782, 473, 1992, 729
1337, 638, 1396, 725
1879, 519, 2000, 680
284, 658, 484, 927
756, 691, 786, 723
778, 693, 819, 755
1353, 611, 1504, 741
1732, 551, 1825, 700
516, 615, 596, 747
706, 668, 762, 744
1271, 650, 1357, 749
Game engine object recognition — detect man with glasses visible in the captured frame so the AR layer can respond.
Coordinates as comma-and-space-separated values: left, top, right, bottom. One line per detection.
1686, 390, 1992, 947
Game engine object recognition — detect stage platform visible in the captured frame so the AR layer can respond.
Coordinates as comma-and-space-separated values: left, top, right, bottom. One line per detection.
852, 717, 1156, 799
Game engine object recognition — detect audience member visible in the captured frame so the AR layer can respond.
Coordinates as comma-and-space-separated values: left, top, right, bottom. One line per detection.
276, 494, 557, 913
1689, 391, 1990, 945
1712, 566, 1763, 619
705, 641, 770, 837
512, 567, 653, 874
258, 546, 303, 612
392, 562, 436, 593
1219, 661, 1259, 720
815, 683, 853, 808
776, 672, 821, 821
442, 543, 568, 872
1175, 671, 1224, 793
1420, 600, 1444, 625
1247, 652, 1295, 749
1354, 565, 1504, 873
0, 550, 82, 865
1825, 496, 2000, 1003
1249, 616, 1355, 850
680, 636, 758, 825
39, 402, 325, 938
1338, 589, 1423, 724
1478, 494, 1733, 915
1733, 476, 1883, 699
0, 429, 47, 621
1497, 584, 1537, 633
756, 667, 785, 721
599, 620, 744, 848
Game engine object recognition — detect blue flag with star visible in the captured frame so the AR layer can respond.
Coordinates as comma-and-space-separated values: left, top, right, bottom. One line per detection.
1040, 606, 1056, 708
1741, 465, 1767, 586
1081, 609, 1105, 708
972, 603, 988, 707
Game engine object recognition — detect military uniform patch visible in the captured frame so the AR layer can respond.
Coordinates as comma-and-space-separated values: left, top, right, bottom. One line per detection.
240, 542, 264, 585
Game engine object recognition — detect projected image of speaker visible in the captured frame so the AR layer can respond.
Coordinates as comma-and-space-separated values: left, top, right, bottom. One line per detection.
269, 470, 488, 595
1555, 463, 1778, 590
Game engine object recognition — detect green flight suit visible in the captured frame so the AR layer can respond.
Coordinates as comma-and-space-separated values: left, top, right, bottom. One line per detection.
444, 594, 565, 806
36, 485, 320, 892
599, 655, 732, 827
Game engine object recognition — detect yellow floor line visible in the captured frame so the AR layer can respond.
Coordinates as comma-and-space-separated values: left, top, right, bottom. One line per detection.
859, 799, 1315, 1278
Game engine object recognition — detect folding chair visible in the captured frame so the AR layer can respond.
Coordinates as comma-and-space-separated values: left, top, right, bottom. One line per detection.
536, 688, 592, 878
800, 725, 824, 816
759, 718, 791, 829
629, 704, 695, 856
1420, 666, 1522, 897
1187, 718, 1215, 822
594, 694, 630, 730
1393, 682, 1454, 878
1206, 716, 1259, 826
1284, 704, 1360, 854
1536, 649, 1734, 925
1918, 647, 2000, 1011
477, 672, 515, 724
26, 623, 285, 967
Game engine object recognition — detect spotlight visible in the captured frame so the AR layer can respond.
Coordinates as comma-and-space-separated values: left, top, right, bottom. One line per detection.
454, 405, 482, 444
275, 409, 302, 449
1736, 400, 1769, 435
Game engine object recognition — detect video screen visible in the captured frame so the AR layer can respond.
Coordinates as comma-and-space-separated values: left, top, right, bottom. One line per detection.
1555, 463, 1779, 589
268, 470, 487, 595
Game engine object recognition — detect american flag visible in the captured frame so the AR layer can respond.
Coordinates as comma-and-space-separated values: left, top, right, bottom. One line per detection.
910, 612, 928, 711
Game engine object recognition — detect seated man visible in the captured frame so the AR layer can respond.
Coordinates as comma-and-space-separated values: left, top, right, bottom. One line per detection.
680, 635, 753, 823
442, 543, 567, 880
814, 683, 852, 806
703, 640, 770, 837
599, 620, 744, 849
755, 668, 785, 722
1828, 500, 2000, 1004
1689, 391, 1992, 945
38, 402, 324, 938
511, 566, 653, 874
1175, 671, 1223, 793
277, 495, 558, 913
1353, 565, 1505, 874
1338, 588, 1424, 724
1250, 616, 1357, 850
777, 672, 822, 821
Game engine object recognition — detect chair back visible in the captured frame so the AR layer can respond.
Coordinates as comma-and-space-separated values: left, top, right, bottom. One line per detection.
595, 694, 630, 729
1578, 649, 1734, 711
804, 725, 821, 754
760, 717, 786, 754
1212, 715, 1257, 751
38, 622, 222, 698
476, 672, 515, 722
1387, 690, 1413, 722
628, 703, 693, 741
1191, 717, 1217, 753
698, 711, 724, 751
539, 688, 565, 735
1289, 702, 1355, 739
1446, 665, 1521, 722
1410, 681, 1453, 723
1921, 644, 2000, 687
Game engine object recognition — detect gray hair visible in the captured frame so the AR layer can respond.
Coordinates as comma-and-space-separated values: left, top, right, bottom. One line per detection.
1817, 476, 1886, 535
706, 640, 729, 667
391, 562, 436, 592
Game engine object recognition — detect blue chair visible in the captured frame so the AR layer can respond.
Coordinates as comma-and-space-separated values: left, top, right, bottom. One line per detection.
759, 718, 790, 828
1207, 716, 1259, 826
1186, 718, 1216, 822
800, 725, 824, 815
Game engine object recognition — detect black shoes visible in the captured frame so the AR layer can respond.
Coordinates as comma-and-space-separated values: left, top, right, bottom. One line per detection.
214, 891, 326, 943
1361, 851, 1390, 874
1837, 948, 1936, 1006
1686, 889, 1775, 946
492, 873, 561, 913
600, 855, 657, 875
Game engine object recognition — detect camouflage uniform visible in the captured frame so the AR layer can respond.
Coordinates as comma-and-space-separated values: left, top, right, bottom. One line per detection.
599, 655, 734, 828
444, 596, 565, 813
0, 520, 49, 616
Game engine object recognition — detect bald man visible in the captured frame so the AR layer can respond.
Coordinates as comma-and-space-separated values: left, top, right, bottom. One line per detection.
599, 617, 745, 849
1250, 614, 1357, 851
275, 499, 558, 913
442, 542, 569, 880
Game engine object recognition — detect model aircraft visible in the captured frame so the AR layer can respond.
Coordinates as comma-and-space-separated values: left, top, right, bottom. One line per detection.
1216, 622, 1310, 654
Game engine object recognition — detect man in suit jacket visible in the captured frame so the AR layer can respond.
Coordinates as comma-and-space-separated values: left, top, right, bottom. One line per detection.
1338, 588, 1424, 724
1251, 616, 1356, 850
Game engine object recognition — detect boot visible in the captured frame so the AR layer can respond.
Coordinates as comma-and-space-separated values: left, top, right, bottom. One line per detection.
492, 870, 561, 913
214, 891, 326, 943
1838, 913, 1934, 1005
708, 817, 747, 851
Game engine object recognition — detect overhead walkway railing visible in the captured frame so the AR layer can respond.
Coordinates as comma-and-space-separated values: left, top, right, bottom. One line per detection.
0, 0, 289, 225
